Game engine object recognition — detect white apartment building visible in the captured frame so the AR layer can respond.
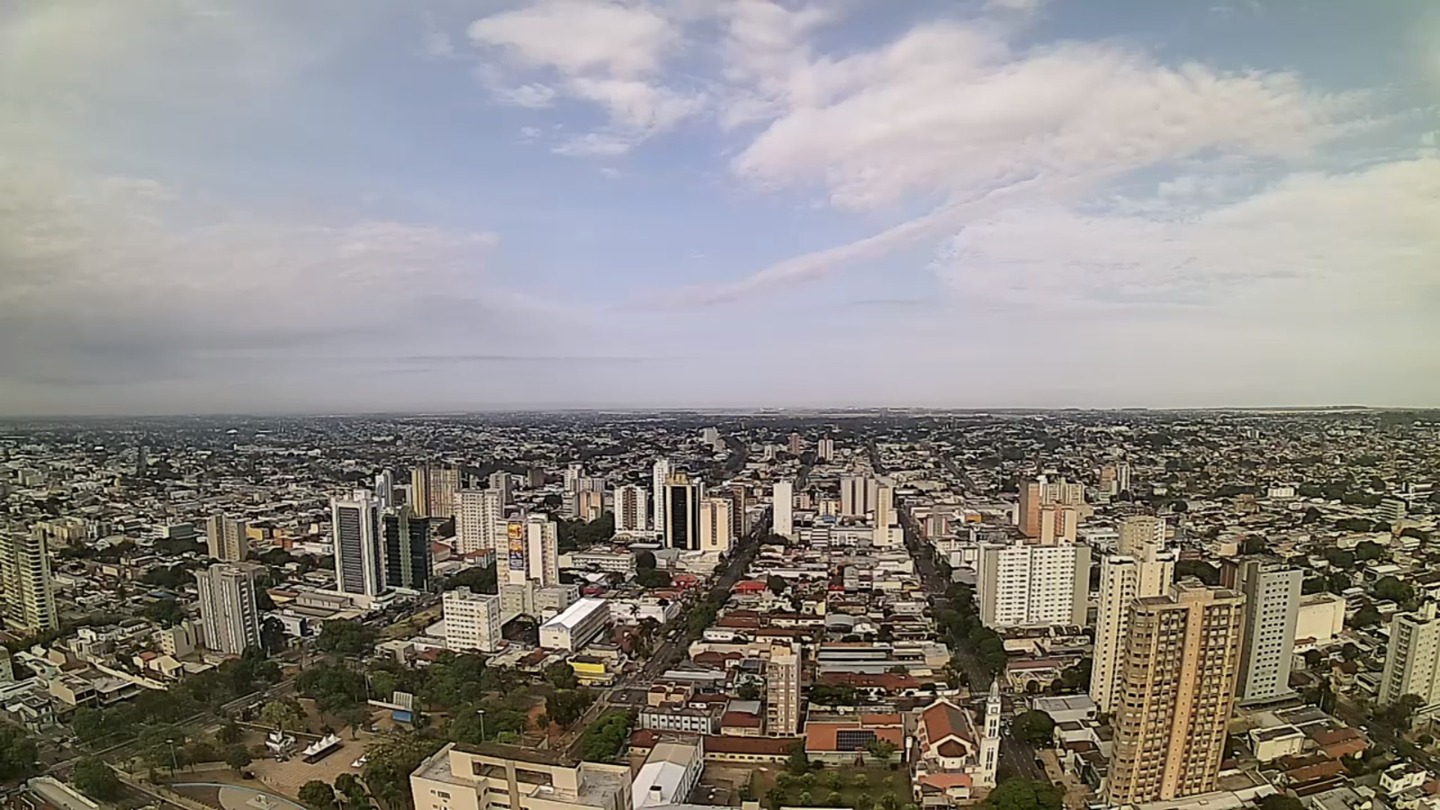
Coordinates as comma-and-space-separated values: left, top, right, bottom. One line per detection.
1090, 516, 1176, 714
651, 459, 671, 536
766, 644, 800, 736
195, 563, 262, 655
772, 480, 794, 539
613, 485, 648, 533
443, 587, 503, 653
332, 490, 384, 597
975, 540, 1089, 628
454, 489, 504, 555
699, 497, 734, 554
205, 515, 249, 562
839, 475, 878, 518
1224, 558, 1301, 704
1380, 602, 1440, 708
503, 515, 558, 588
0, 529, 57, 633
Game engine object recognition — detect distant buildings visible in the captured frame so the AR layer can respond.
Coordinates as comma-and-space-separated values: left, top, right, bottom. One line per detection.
1223, 557, 1301, 704
332, 490, 384, 597
195, 563, 262, 655
662, 472, 703, 551
840, 475, 879, 518
1017, 475, 1088, 542
772, 480, 794, 540
613, 485, 648, 533
1106, 582, 1246, 805
382, 508, 432, 591
1380, 601, 1440, 707
816, 437, 834, 462
651, 459, 670, 535
0, 529, 57, 633
205, 514, 248, 562
443, 587, 503, 653
411, 464, 461, 519
975, 539, 1089, 628
1091, 516, 1176, 714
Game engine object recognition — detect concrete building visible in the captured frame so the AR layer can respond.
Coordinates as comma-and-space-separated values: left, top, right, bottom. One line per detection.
839, 475, 878, 518
1090, 516, 1176, 714
487, 472, 513, 505
574, 489, 605, 522
975, 540, 1090, 628
504, 515, 558, 588
651, 459, 670, 538
631, 741, 704, 810
699, 497, 734, 554
411, 464, 461, 519
613, 485, 648, 533
766, 643, 800, 736
772, 480, 794, 540
0, 529, 57, 633
1296, 592, 1346, 644
195, 563, 261, 655
455, 489, 503, 555
383, 508, 432, 591
1106, 582, 1247, 806
816, 437, 834, 462
1380, 602, 1440, 708
410, 742, 631, 810
205, 515, 248, 562
332, 490, 385, 597
539, 598, 611, 651
443, 587, 503, 653
1223, 558, 1302, 704
662, 472, 703, 551
1017, 476, 1088, 542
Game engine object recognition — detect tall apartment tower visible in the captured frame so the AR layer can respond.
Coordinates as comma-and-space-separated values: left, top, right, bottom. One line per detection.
1222, 558, 1302, 704
839, 475, 877, 518
729, 484, 749, 538
1091, 516, 1176, 714
699, 497, 734, 554
816, 437, 834, 462
613, 485, 648, 532
455, 489, 504, 555
772, 480, 794, 540
975, 540, 1090, 628
1106, 583, 1246, 806
195, 563, 262, 655
504, 514, 559, 588
205, 515, 249, 562
1018, 475, 1088, 542
787, 432, 803, 456
383, 508, 432, 591
375, 470, 396, 512
0, 529, 58, 634
651, 459, 671, 536
487, 472, 513, 506
443, 587, 503, 653
766, 644, 801, 736
411, 465, 461, 519
332, 491, 384, 597
1380, 602, 1440, 707
663, 472, 703, 551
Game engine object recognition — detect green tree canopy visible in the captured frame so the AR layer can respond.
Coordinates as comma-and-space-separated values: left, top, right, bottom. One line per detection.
316, 620, 377, 657
985, 779, 1062, 810
71, 758, 121, 801
1012, 710, 1056, 746
299, 780, 337, 810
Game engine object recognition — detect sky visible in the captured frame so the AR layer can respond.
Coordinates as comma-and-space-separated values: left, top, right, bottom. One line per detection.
1, 0, 1438, 415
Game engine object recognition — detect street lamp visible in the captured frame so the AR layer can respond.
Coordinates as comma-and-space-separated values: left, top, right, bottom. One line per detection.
165, 738, 178, 774
476, 709, 486, 741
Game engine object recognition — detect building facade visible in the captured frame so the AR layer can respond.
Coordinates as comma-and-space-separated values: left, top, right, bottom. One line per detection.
772, 480, 794, 540
205, 515, 249, 562
383, 508, 432, 591
0, 529, 57, 633
410, 743, 631, 810
663, 472, 703, 551
975, 540, 1090, 628
411, 465, 461, 519
1380, 602, 1440, 708
332, 490, 384, 597
195, 563, 262, 655
454, 489, 503, 555
699, 497, 734, 554
1223, 558, 1301, 704
1091, 516, 1176, 714
443, 587, 503, 653
613, 485, 648, 533
765, 644, 800, 736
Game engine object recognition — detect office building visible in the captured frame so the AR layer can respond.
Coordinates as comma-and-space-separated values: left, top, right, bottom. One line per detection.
651, 459, 671, 536
772, 480, 794, 540
410, 742, 631, 810
205, 515, 249, 562
613, 485, 648, 533
816, 437, 834, 462
701, 427, 720, 445
539, 598, 611, 651
766, 643, 801, 736
1222, 558, 1301, 704
443, 587, 503, 653
699, 497, 734, 554
1379, 497, 1408, 525
383, 508, 432, 591
1106, 583, 1246, 806
195, 563, 262, 655
411, 465, 461, 519
332, 491, 384, 597
840, 475, 878, 518
455, 489, 504, 556
975, 539, 1090, 628
0, 529, 58, 634
1091, 516, 1176, 714
663, 472, 703, 551
375, 470, 396, 512
1380, 602, 1440, 708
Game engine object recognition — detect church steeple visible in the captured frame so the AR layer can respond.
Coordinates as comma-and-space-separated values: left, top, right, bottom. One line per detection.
978, 679, 1002, 788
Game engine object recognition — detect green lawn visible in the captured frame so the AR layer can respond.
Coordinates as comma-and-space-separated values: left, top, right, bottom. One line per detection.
756, 765, 914, 810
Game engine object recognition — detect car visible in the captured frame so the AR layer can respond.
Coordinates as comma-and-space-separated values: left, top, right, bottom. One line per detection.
242, 772, 256, 780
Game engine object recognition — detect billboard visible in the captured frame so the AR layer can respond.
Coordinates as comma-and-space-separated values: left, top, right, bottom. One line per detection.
507, 521, 526, 571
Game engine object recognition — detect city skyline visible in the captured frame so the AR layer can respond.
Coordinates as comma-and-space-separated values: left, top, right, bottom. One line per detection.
2, 0, 1438, 416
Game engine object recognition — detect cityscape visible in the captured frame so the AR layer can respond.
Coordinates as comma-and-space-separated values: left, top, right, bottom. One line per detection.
0, 410, 1436, 810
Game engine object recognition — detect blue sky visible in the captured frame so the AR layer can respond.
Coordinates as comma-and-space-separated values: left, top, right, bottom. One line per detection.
1, 0, 1437, 414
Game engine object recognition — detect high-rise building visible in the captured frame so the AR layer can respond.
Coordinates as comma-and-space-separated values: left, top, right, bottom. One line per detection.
504, 514, 559, 587
195, 563, 262, 655
772, 480, 794, 540
487, 472, 513, 506
1106, 583, 1246, 806
651, 459, 671, 535
1222, 558, 1301, 704
701, 427, 720, 445
613, 485, 648, 533
332, 491, 384, 597
699, 497, 734, 554
663, 472, 703, 551
816, 437, 834, 462
574, 489, 604, 522
975, 540, 1089, 628
1017, 475, 1088, 542
375, 470, 396, 512
0, 529, 57, 634
1116, 461, 1132, 493
563, 463, 584, 492
874, 482, 895, 528
383, 508, 432, 591
205, 515, 249, 562
455, 489, 504, 555
1380, 602, 1440, 707
1091, 516, 1176, 714
728, 483, 749, 538
839, 475, 877, 518
766, 643, 800, 736
443, 587, 503, 653
787, 432, 803, 456
411, 465, 461, 519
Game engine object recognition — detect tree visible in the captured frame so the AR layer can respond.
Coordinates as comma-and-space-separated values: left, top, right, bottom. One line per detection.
72, 758, 121, 802
1012, 711, 1056, 747
984, 779, 1062, 810
634, 568, 671, 589
225, 744, 252, 772
576, 710, 633, 762
261, 699, 305, 732
737, 682, 760, 701
261, 617, 289, 655
364, 733, 445, 810
1374, 576, 1413, 605
335, 772, 368, 805
767, 574, 787, 596
866, 739, 898, 762
340, 706, 372, 739
1174, 560, 1220, 586
1355, 541, 1386, 562
1260, 797, 1304, 810
316, 620, 377, 657
299, 780, 338, 810
0, 726, 38, 781
1351, 605, 1382, 629
635, 550, 657, 571
786, 743, 811, 776
218, 720, 243, 744
143, 598, 185, 628
1378, 694, 1425, 730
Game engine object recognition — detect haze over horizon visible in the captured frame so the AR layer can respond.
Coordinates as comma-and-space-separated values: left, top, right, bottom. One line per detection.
2, 0, 1438, 416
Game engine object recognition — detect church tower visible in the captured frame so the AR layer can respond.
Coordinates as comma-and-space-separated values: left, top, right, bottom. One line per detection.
978, 679, 1002, 788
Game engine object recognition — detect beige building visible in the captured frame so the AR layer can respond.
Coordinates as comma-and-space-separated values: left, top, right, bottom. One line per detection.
1106, 582, 1246, 806
699, 497, 734, 554
1017, 476, 1090, 542
411, 743, 630, 810
1379, 602, 1440, 708
1295, 592, 1346, 645
0, 529, 58, 633
412, 465, 462, 519
205, 515, 249, 562
766, 643, 800, 736
1090, 516, 1176, 714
